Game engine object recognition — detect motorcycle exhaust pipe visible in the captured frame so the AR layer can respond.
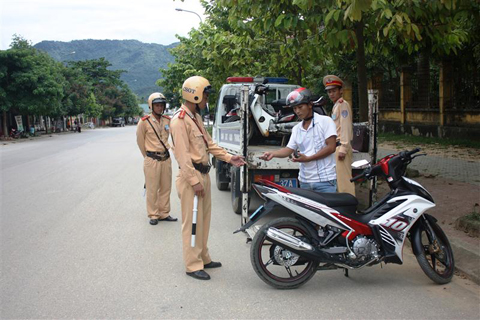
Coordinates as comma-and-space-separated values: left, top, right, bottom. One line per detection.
266, 227, 313, 251
265, 227, 350, 264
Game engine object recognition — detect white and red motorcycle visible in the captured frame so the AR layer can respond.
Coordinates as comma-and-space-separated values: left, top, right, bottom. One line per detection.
235, 149, 454, 289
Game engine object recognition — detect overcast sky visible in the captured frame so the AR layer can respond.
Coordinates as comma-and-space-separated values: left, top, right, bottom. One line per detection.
0, 0, 206, 50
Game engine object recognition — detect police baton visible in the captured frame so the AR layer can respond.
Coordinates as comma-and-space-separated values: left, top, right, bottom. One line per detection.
191, 195, 198, 247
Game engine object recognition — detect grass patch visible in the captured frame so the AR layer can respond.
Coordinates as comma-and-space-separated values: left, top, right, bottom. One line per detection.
378, 132, 480, 149
463, 211, 480, 222
455, 210, 480, 238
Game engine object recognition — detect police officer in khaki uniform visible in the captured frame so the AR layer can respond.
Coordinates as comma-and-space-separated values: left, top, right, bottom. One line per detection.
323, 75, 355, 196
170, 76, 246, 281
136, 92, 178, 225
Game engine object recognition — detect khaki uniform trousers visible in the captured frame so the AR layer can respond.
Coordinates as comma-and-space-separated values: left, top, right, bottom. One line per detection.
336, 146, 356, 196
144, 156, 172, 219
176, 171, 212, 273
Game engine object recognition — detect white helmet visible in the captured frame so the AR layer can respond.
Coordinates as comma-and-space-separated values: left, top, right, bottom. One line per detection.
148, 92, 167, 110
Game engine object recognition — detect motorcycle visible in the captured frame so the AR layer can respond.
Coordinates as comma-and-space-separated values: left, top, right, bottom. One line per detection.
270, 95, 329, 123
235, 148, 455, 289
9, 128, 24, 139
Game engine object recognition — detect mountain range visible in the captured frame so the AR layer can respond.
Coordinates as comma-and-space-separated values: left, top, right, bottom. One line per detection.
34, 39, 176, 101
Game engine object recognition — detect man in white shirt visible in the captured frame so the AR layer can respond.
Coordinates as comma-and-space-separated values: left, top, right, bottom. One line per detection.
259, 88, 338, 192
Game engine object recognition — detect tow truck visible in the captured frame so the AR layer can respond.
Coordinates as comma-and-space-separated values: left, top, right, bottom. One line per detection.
212, 77, 319, 224
212, 77, 376, 227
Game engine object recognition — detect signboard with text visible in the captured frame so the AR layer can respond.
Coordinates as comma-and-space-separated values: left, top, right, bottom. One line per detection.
15, 115, 24, 132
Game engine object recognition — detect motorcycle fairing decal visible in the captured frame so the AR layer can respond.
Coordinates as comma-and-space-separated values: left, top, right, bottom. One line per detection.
263, 189, 353, 231
332, 213, 373, 240
402, 177, 428, 193
369, 195, 435, 262
381, 212, 415, 242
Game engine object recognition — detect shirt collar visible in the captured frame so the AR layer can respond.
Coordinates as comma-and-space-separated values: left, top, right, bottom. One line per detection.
181, 105, 196, 119
300, 113, 317, 132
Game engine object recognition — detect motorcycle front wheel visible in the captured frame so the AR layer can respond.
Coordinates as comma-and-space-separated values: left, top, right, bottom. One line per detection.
250, 217, 318, 289
412, 217, 455, 284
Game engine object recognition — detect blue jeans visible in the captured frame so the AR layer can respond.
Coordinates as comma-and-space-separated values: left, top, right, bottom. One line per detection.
300, 180, 337, 193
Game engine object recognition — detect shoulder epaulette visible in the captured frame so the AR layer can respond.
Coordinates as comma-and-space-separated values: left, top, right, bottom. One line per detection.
141, 115, 150, 121
162, 115, 171, 120
179, 109, 186, 119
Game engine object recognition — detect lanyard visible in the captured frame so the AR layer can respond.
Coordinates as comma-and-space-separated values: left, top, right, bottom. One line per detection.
190, 114, 209, 150
146, 118, 168, 151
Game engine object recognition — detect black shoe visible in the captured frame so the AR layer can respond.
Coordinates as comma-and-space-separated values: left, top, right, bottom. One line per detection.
204, 261, 222, 269
159, 215, 178, 222
186, 270, 210, 280
149, 219, 158, 225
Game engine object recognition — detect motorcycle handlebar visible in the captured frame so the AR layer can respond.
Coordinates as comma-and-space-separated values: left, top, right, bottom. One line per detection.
350, 166, 373, 182
351, 149, 422, 183
350, 173, 365, 182
405, 148, 421, 157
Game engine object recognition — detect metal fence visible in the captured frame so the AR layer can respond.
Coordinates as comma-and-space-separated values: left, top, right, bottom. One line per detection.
449, 59, 480, 110
409, 63, 440, 109
376, 76, 400, 110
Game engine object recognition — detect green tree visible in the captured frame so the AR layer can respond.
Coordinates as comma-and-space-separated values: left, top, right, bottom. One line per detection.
68, 58, 137, 119
162, 1, 478, 122
84, 93, 103, 118
60, 64, 93, 118
0, 35, 65, 135
295, 0, 475, 120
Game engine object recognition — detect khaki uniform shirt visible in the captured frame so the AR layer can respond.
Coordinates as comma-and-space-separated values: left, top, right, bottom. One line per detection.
331, 98, 353, 154
170, 105, 232, 186
136, 114, 172, 158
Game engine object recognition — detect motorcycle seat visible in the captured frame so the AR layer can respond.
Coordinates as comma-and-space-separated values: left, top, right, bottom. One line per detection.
270, 99, 288, 112
285, 187, 358, 208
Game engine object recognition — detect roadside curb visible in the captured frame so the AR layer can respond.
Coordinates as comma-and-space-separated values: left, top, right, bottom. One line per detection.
450, 237, 480, 285
1, 129, 96, 145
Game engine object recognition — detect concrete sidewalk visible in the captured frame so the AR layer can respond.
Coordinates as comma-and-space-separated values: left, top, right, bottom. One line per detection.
378, 148, 480, 186
379, 147, 480, 284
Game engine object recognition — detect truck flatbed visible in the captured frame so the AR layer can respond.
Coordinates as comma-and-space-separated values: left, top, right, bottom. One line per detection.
223, 145, 300, 170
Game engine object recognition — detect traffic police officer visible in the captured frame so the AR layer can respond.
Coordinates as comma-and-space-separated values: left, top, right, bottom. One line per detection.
323, 75, 355, 196
170, 76, 246, 280
136, 92, 178, 225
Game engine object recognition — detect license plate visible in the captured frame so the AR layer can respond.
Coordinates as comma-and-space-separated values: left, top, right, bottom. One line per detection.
279, 178, 297, 188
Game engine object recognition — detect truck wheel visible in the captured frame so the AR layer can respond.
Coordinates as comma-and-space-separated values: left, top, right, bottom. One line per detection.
231, 168, 250, 214
215, 159, 229, 191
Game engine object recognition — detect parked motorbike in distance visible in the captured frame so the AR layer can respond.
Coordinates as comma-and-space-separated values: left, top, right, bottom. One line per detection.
235, 148, 455, 289
9, 128, 25, 139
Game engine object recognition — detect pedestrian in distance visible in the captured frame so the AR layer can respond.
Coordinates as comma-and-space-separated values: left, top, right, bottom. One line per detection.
323, 75, 355, 196
136, 92, 177, 225
170, 76, 246, 281
259, 88, 338, 193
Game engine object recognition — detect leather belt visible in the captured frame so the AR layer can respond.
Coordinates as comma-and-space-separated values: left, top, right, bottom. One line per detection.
193, 162, 211, 174
146, 150, 170, 161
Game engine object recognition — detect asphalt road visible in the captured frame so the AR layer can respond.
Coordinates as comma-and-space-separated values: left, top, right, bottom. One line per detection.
1, 126, 479, 319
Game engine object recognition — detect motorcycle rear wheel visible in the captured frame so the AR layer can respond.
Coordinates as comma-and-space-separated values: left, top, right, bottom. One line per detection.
412, 218, 455, 284
250, 217, 318, 289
